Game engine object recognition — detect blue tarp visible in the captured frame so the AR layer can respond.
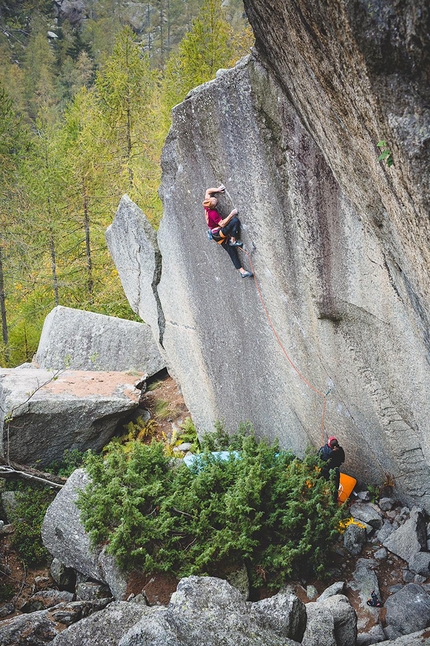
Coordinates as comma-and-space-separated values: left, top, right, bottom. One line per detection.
183, 451, 241, 471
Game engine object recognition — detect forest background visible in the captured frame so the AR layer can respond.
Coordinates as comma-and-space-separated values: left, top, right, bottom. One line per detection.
0, 0, 253, 367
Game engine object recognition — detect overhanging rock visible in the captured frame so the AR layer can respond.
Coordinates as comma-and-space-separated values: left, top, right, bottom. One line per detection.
0, 368, 142, 467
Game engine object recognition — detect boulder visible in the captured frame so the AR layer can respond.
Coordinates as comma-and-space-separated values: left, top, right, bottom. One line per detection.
384, 583, 430, 637
376, 520, 395, 544
49, 599, 112, 626
75, 581, 112, 601
349, 558, 381, 631
409, 552, 430, 577
50, 557, 76, 592
0, 491, 18, 523
106, 195, 164, 345
378, 498, 395, 512
383, 507, 428, 564
0, 368, 142, 467
49, 576, 303, 646
312, 594, 357, 646
42, 469, 105, 583
344, 523, 366, 556
301, 604, 336, 646
349, 503, 383, 531
50, 600, 150, 646
0, 609, 60, 645
249, 589, 306, 642
355, 623, 386, 646
378, 629, 430, 645
19, 590, 74, 613
42, 471, 132, 601
35, 306, 164, 376
317, 581, 345, 603
162, 576, 301, 646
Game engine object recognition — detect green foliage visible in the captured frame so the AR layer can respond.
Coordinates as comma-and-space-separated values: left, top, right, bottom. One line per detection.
78, 430, 347, 587
49, 448, 87, 477
118, 416, 159, 447
0, 1, 252, 366
377, 140, 394, 167
178, 417, 200, 451
367, 484, 380, 503
10, 485, 55, 566
160, 0, 253, 134
0, 582, 15, 601
199, 420, 251, 451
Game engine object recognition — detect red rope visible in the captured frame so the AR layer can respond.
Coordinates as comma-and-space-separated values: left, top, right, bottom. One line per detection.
241, 247, 328, 443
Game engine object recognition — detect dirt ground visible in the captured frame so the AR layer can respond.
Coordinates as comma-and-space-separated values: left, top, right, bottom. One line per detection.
0, 371, 419, 632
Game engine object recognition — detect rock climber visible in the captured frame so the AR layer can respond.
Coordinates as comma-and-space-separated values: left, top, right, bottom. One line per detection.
203, 185, 253, 278
318, 436, 345, 501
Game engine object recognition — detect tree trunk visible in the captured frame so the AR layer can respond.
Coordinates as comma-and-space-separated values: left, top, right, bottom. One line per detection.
0, 241, 9, 361
0, 454, 65, 488
49, 227, 59, 306
82, 178, 93, 301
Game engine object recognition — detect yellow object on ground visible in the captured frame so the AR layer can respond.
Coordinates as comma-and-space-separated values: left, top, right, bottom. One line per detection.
338, 472, 357, 503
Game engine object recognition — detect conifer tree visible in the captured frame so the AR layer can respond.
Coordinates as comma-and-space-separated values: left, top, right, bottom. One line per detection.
0, 83, 30, 364
160, 0, 253, 134
22, 16, 59, 121
95, 26, 162, 222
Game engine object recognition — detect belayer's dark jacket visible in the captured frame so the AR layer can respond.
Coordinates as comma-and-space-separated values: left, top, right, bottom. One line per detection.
318, 444, 345, 479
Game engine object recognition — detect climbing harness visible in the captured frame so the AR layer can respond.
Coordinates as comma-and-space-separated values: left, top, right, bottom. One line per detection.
211, 229, 228, 245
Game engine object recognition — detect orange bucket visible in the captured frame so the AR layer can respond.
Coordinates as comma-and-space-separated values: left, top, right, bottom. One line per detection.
338, 472, 357, 503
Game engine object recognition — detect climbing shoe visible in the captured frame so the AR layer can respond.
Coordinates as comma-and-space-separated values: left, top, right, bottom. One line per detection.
229, 240, 243, 247
241, 271, 253, 278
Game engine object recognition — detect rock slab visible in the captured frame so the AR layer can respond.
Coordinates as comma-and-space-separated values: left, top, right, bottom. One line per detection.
0, 368, 142, 467
35, 305, 164, 375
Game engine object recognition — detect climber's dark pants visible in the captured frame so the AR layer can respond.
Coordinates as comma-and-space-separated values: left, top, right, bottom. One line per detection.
221, 241, 241, 269
220, 217, 241, 269
221, 216, 240, 240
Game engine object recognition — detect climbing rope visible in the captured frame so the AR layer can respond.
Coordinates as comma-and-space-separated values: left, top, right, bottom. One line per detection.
221, 187, 330, 443
240, 245, 330, 443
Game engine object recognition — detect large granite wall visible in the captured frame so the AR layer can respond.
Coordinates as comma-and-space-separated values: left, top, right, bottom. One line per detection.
108, 2, 430, 508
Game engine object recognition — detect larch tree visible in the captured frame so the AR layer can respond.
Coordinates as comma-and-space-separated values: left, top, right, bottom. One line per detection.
95, 26, 162, 223
0, 83, 30, 365
160, 0, 253, 135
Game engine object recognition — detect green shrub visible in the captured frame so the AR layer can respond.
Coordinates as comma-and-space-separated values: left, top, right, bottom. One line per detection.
77, 430, 347, 587
10, 486, 55, 566
49, 448, 87, 477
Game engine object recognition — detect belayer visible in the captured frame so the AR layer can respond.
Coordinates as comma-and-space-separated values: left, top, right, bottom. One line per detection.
318, 436, 345, 501
203, 185, 253, 278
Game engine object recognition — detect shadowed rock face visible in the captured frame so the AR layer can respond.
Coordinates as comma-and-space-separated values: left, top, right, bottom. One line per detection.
108, 6, 430, 507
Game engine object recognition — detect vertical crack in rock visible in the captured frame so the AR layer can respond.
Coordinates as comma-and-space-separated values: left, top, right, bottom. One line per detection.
151, 242, 165, 348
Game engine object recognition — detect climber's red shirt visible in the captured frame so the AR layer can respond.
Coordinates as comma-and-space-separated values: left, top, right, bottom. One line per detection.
204, 207, 221, 229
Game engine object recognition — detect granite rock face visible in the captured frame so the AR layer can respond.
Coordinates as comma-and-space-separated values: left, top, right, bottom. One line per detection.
35, 305, 164, 375
106, 195, 165, 346
41, 469, 128, 599
108, 4, 430, 508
